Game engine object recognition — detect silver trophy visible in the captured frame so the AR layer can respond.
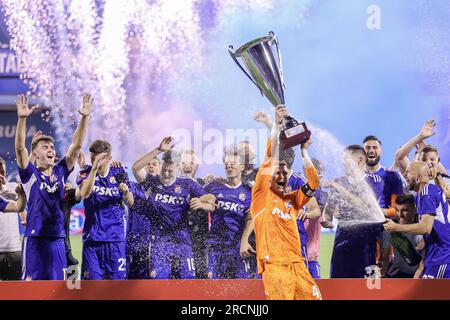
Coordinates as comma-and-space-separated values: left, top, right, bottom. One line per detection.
229, 31, 311, 149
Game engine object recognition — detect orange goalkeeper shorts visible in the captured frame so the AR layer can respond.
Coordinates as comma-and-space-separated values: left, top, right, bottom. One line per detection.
261, 262, 322, 300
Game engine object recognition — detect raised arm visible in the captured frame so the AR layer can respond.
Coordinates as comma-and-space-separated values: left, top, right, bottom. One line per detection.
253, 111, 274, 130
66, 94, 93, 170
132, 136, 173, 183
15, 95, 40, 169
79, 153, 109, 199
395, 120, 436, 175
3, 185, 26, 213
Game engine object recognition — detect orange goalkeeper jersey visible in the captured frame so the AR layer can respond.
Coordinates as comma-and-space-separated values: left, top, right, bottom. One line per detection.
250, 139, 320, 274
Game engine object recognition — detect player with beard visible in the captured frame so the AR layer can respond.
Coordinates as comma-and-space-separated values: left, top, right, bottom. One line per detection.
384, 161, 450, 278
133, 137, 216, 279
252, 111, 321, 277
251, 105, 321, 300
364, 135, 404, 217
363, 135, 403, 270
16, 94, 92, 280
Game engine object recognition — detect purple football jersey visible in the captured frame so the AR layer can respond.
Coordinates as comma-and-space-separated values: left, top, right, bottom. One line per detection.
364, 166, 403, 208
206, 181, 252, 248
77, 165, 129, 242
19, 158, 72, 238
141, 175, 206, 245
416, 183, 450, 267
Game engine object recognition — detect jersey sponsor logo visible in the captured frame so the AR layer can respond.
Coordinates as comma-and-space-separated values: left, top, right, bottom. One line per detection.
271, 207, 292, 220
154, 193, 185, 205
217, 200, 245, 212
93, 185, 120, 196
40, 181, 60, 194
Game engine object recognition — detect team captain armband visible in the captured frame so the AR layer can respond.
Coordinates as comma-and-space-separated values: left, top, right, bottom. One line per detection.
301, 183, 316, 198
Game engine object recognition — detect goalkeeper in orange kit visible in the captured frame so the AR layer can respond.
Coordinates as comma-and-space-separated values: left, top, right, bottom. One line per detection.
250, 105, 322, 300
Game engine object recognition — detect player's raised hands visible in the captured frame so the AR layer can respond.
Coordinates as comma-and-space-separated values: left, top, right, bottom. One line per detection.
158, 136, 175, 153
419, 120, 436, 139
301, 137, 312, 150
253, 111, 273, 130
79, 93, 93, 117
16, 94, 40, 118
92, 153, 110, 171
274, 104, 289, 125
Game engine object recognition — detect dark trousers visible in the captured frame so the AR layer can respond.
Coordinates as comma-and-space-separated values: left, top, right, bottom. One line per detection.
0, 251, 21, 280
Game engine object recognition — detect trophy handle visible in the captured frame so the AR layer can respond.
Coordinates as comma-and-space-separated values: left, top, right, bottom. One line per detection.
228, 45, 264, 96
268, 31, 286, 89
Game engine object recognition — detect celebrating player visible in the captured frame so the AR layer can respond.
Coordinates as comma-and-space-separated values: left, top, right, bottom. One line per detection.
384, 161, 450, 278
206, 147, 254, 279
133, 137, 216, 279
15, 94, 92, 280
250, 105, 321, 300
77, 140, 134, 280
322, 145, 376, 278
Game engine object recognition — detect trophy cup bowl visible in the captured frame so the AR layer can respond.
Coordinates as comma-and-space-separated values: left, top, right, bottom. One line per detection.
228, 31, 311, 150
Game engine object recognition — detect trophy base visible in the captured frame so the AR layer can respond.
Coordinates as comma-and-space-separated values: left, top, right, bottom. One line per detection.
279, 122, 311, 150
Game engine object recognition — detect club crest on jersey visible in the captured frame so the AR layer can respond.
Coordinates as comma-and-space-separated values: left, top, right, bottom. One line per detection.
239, 192, 246, 201
49, 175, 56, 183
174, 185, 182, 194
109, 176, 117, 184
285, 186, 292, 193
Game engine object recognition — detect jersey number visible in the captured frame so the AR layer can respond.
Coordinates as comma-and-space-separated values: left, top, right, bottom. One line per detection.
243, 260, 251, 272
118, 258, 126, 271
187, 258, 195, 272
312, 285, 321, 299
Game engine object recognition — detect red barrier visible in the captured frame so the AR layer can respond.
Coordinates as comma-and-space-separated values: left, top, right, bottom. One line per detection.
0, 279, 449, 300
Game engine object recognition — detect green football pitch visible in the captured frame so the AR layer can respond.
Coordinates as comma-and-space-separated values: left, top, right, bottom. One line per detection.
70, 232, 336, 278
